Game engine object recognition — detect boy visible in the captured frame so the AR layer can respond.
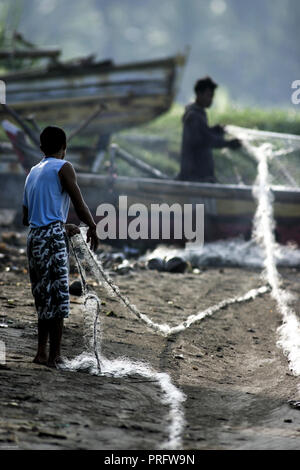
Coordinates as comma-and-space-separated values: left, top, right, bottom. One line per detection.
23, 126, 98, 368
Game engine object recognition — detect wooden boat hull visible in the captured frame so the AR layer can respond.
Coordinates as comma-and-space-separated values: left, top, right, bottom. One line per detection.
1, 172, 300, 246
0, 55, 186, 136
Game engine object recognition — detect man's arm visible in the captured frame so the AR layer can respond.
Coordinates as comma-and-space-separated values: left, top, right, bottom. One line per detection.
211, 124, 225, 135
187, 113, 241, 150
59, 162, 98, 251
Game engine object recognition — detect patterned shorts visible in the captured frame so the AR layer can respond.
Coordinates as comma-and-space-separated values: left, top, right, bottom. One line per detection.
27, 221, 70, 320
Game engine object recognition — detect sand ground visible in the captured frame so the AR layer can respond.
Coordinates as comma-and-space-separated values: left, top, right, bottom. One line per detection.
1, 239, 300, 450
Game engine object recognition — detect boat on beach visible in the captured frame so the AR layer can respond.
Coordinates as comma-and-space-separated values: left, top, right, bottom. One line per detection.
1, 158, 300, 246
1, 104, 300, 247
75, 172, 300, 246
0, 53, 186, 137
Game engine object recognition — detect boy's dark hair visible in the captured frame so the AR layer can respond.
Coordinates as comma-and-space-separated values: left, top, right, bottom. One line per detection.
194, 76, 218, 95
40, 126, 67, 155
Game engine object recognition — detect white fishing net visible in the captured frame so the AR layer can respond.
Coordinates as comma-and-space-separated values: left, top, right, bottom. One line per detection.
226, 125, 300, 187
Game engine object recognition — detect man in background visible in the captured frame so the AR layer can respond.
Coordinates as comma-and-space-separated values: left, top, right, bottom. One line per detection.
178, 76, 241, 183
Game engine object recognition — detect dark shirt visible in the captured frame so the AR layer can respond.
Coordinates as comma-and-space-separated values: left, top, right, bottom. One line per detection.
178, 103, 228, 183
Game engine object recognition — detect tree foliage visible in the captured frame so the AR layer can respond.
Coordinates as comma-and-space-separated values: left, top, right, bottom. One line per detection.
1, 0, 299, 106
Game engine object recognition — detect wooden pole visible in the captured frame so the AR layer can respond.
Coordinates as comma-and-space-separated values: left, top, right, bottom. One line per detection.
67, 104, 107, 144
25, 115, 41, 134
91, 150, 106, 173
112, 144, 169, 179
109, 144, 117, 177
1, 103, 40, 149
0, 48, 61, 60
91, 133, 111, 173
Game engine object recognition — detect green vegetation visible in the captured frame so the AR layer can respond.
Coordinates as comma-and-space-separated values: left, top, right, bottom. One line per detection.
0, 1, 52, 75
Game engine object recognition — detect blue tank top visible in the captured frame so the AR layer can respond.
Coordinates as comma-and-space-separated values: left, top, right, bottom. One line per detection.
23, 157, 70, 228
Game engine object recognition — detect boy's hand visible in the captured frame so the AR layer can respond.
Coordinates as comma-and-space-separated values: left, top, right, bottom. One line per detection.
65, 224, 81, 237
87, 225, 99, 252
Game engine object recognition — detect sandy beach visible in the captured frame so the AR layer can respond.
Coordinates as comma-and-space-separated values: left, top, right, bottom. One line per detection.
1, 233, 300, 451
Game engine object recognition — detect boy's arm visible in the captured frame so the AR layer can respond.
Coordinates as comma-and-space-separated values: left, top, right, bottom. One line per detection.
22, 205, 29, 226
59, 162, 98, 251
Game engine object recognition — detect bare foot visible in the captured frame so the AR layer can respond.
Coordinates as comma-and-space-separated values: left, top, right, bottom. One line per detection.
46, 356, 65, 369
33, 354, 48, 365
